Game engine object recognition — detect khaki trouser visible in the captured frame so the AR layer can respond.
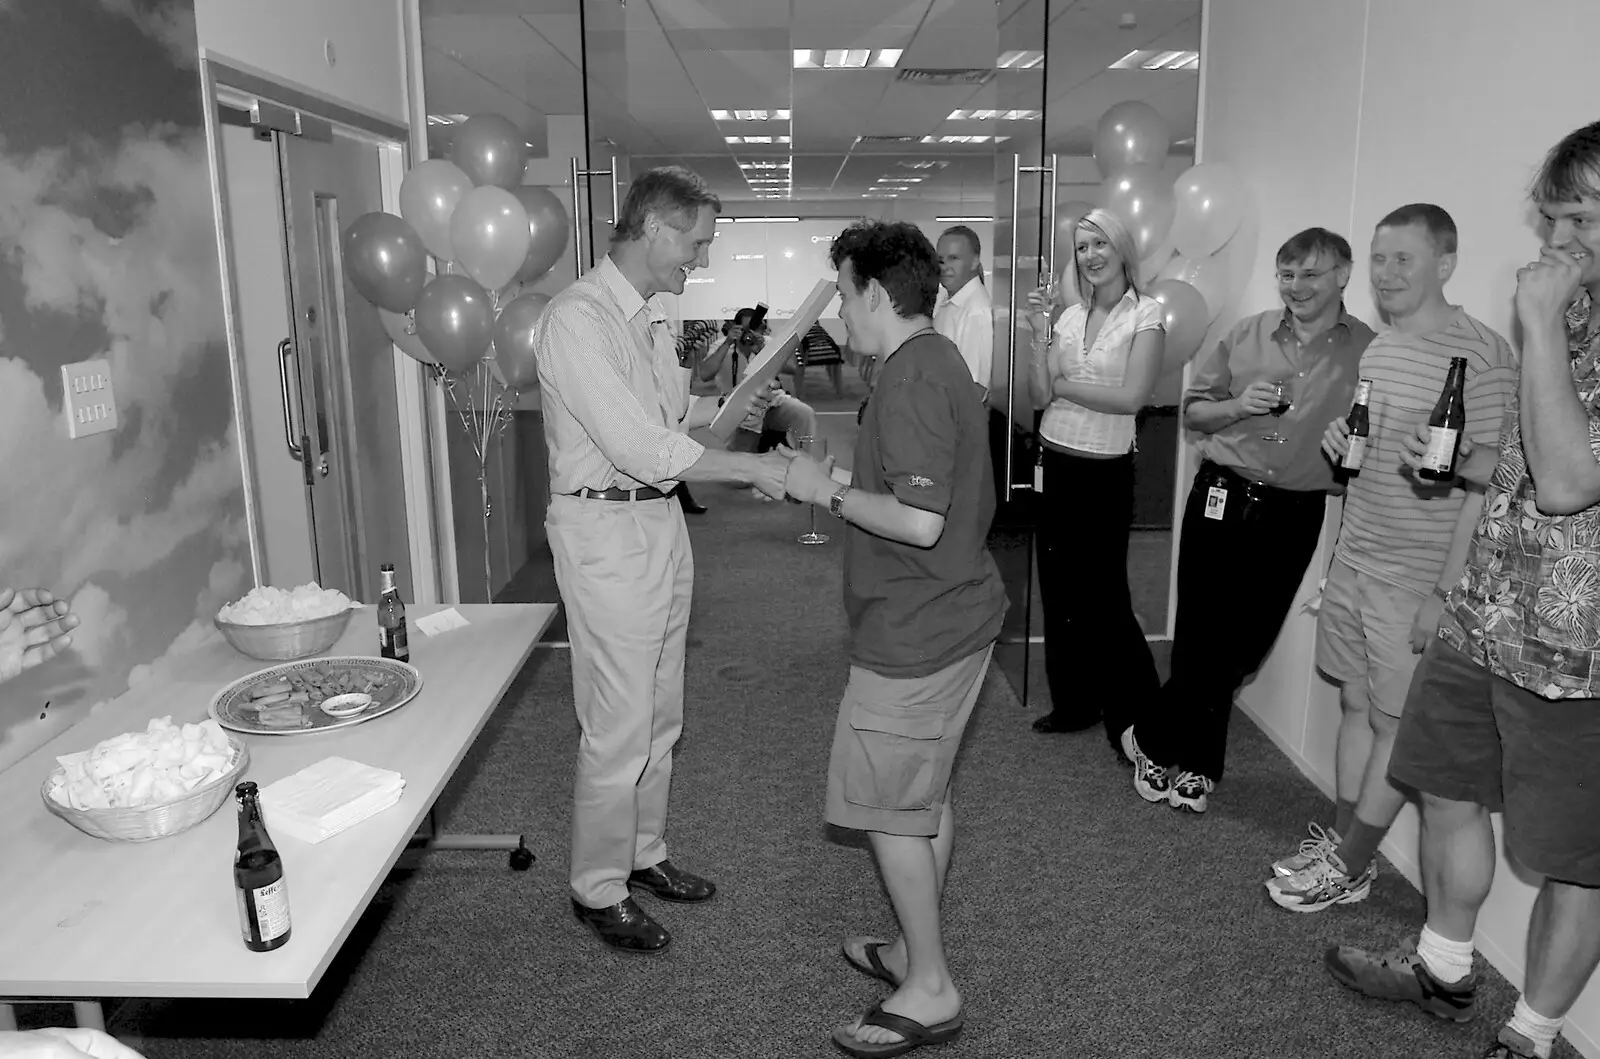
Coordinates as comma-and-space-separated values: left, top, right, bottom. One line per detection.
547, 492, 694, 907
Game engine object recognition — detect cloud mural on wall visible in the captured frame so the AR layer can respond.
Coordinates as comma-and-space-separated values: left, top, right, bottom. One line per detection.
0, 0, 249, 770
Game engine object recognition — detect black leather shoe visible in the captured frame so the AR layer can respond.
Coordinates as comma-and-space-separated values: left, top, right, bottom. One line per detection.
1031, 712, 1100, 734
677, 486, 708, 515
571, 897, 672, 954
627, 859, 717, 903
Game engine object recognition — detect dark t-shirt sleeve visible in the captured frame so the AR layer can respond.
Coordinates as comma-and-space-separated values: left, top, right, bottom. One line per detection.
876, 367, 957, 515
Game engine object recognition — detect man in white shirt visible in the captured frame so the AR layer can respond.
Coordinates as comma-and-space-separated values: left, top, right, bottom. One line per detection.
932, 226, 992, 398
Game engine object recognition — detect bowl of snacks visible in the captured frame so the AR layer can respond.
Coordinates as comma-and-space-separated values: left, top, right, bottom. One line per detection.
214, 583, 360, 662
42, 717, 249, 842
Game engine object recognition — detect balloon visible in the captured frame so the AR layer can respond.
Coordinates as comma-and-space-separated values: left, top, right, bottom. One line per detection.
378, 308, 434, 365
1139, 241, 1176, 284
1148, 279, 1210, 376
1170, 162, 1248, 260
492, 292, 551, 389
449, 186, 530, 292
1092, 100, 1170, 178
342, 212, 426, 313
1050, 199, 1095, 282
1164, 251, 1233, 323
511, 186, 571, 284
399, 159, 473, 262
1100, 164, 1177, 261
448, 114, 529, 190
413, 274, 495, 372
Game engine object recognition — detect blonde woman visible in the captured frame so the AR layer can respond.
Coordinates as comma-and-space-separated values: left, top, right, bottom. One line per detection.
1023, 208, 1163, 756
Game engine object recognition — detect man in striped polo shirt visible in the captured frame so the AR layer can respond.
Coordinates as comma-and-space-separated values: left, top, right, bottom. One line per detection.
1268, 204, 1516, 913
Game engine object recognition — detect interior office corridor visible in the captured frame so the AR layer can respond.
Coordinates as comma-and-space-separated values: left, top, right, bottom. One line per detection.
51, 395, 1573, 1058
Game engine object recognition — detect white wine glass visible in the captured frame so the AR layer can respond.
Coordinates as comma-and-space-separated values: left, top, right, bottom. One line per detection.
797, 435, 830, 545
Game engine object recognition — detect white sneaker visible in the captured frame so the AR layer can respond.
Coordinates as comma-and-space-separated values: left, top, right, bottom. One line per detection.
1271, 822, 1341, 878
1266, 850, 1375, 912
1129, 731, 1173, 803
1168, 770, 1214, 813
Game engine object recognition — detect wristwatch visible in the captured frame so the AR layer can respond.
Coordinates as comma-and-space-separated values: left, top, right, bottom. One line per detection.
829, 484, 851, 519
1432, 583, 1452, 601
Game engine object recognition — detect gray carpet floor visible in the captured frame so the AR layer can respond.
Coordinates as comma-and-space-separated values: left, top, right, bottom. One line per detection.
34, 477, 1568, 1059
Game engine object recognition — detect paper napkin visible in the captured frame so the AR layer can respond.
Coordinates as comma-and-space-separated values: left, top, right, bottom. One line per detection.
259, 756, 405, 844
415, 607, 470, 637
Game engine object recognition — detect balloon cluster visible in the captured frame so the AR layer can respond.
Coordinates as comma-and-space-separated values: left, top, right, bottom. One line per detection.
341, 113, 570, 390
1054, 101, 1252, 378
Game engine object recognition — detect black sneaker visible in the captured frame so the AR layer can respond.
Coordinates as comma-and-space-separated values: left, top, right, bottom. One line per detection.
1482, 1027, 1540, 1058
1325, 936, 1477, 1022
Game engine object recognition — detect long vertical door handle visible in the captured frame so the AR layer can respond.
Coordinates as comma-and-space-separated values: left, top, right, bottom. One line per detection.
277, 338, 303, 460
608, 156, 619, 233
1004, 154, 1022, 500
569, 157, 584, 278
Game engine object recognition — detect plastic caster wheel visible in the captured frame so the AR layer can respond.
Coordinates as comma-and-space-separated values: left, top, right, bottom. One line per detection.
509, 841, 535, 871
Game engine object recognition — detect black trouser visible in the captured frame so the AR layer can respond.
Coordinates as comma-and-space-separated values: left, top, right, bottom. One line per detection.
1135, 461, 1326, 782
1035, 447, 1159, 751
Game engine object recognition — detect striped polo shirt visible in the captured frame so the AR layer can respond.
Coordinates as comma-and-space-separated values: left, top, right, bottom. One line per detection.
1334, 309, 1517, 596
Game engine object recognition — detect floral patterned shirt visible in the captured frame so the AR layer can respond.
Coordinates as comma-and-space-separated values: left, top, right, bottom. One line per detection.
1440, 289, 1600, 699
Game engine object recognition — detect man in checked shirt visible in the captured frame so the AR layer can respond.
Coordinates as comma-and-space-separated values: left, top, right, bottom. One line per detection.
534, 166, 789, 955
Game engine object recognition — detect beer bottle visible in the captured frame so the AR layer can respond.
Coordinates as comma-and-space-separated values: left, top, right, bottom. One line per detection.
1338, 378, 1374, 479
1418, 357, 1468, 481
234, 781, 291, 952
377, 562, 409, 663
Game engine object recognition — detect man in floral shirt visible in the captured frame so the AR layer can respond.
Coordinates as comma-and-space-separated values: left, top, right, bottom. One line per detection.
1327, 122, 1600, 1059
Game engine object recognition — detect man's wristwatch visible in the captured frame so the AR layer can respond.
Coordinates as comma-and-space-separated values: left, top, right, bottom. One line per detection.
717, 393, 729, 408
1432, 583, 1452, 602
829, 484, 851, 519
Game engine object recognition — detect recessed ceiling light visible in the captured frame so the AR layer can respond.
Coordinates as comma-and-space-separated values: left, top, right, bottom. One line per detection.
425, 113, 470, 125
935, 215, 994, 222
740, 160, 791, 170
712, 109, 791, 121
997, 50, 1044, 69
920, 135, 997, 144
795, 48, 901, 69
895, 160, 949, 170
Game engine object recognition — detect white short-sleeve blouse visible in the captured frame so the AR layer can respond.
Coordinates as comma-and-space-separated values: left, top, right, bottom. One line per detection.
1037, 290, 1164, 456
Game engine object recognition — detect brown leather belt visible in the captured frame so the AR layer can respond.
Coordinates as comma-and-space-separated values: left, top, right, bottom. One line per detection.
569, 484, 678, 501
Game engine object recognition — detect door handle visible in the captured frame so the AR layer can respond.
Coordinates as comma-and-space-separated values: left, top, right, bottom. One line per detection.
277, 338, 302, 461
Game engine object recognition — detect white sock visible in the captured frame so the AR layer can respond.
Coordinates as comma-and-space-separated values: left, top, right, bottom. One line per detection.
1417, 924, 1474, 984
1507, 996, 1563, 1059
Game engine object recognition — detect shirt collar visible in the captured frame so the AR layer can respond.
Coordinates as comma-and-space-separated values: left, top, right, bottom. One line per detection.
945, 275, 988, 308
1273, 303, 1354, 342
596, 254, 665, 325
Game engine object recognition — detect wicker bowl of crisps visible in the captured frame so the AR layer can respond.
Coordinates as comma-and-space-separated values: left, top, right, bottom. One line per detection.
42, 718, 250, 842
214, 583, 359, 662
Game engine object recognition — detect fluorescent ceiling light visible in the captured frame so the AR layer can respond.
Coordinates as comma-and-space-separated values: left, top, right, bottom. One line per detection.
740, 160, 791, 170
726, 135, 790, 144
947, 109, 1041, 121
713, 109, 791, 121
1110, 49, 1199, 70
795, 48, 900, 69
734, 216, 799, 222
921, 135, 995, 144
426, 113, 469, 125
895, 160, 949, 170
936, 216, 994, 222
997, 50, 1044, 69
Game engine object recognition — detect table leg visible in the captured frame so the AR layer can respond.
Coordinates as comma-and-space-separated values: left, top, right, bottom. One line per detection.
412, 809, 535, 871
73, 1001, 105, 1031
1, 1002, 16, 1031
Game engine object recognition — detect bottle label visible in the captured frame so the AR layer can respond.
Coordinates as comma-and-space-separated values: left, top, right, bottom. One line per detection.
1343, 434, 1367, 471
1423, 427, 1459, 471
392, 620, 408, 659
237, 877, 291, 943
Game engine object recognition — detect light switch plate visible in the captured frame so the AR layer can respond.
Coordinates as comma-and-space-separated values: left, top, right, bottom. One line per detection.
62, 359, 118, 439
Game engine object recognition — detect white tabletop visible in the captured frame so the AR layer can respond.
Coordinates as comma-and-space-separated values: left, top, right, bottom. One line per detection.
0, 602, 555, 1000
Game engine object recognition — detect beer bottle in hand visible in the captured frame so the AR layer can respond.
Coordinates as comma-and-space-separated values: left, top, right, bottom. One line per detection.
1337, 378, 1374, 480
235, 781, 291, 952
378, 562, 409, 663
1419, 357, 1468, 481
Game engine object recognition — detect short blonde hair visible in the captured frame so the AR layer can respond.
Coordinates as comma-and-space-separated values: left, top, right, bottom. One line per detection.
1069, 208, 1142, 306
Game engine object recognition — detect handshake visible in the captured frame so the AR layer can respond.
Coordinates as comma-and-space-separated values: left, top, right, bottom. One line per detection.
749, 443, 843, 508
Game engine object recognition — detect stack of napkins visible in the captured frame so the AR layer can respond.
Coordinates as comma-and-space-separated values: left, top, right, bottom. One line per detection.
415, 606, 470, 637
259, 757, 405, 844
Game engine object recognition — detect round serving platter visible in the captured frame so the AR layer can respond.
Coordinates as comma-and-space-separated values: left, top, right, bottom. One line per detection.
209, 656, 423, 736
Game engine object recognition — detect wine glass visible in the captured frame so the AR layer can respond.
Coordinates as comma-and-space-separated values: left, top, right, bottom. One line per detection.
796, 435, 830, 545
1261, 379, 1294, 444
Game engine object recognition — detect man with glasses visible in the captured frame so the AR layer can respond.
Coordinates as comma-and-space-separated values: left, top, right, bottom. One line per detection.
1121, 228, 1376, 813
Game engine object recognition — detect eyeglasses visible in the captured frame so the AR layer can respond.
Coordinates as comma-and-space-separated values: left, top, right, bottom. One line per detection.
1277, 267, 1334, 286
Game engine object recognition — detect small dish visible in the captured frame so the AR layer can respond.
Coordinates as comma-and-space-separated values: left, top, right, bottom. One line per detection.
319, 692, 375, 718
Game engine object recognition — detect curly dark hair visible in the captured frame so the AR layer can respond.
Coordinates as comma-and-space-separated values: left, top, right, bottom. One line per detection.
829, 220, 940, 319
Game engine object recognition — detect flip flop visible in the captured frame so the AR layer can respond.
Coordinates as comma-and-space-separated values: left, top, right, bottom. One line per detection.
831, 1004, 965, 1058
841, 937, 902, 986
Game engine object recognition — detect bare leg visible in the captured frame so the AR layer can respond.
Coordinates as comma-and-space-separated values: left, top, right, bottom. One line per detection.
1349, 707, 1408, 836
839, 824, 962, 1047
1523, 879, 1600, 1018
864, 800, 954, 980
1335, 681, 1373, 807
1420, 792, 1496, 943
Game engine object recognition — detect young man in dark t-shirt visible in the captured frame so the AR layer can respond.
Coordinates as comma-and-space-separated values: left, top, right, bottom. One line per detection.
782, 220, 1007, 1058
